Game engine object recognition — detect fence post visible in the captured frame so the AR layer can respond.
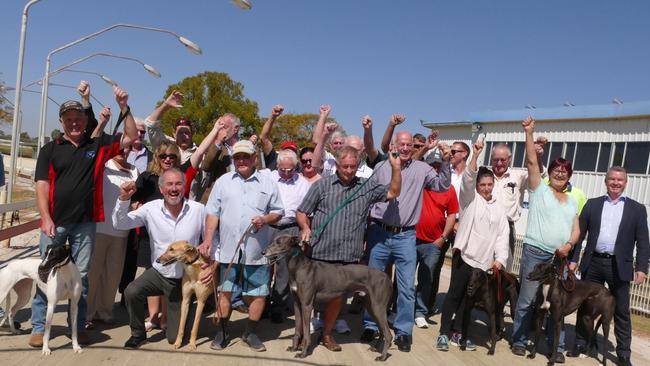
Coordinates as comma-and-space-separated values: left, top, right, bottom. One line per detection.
0, 189, 9, 248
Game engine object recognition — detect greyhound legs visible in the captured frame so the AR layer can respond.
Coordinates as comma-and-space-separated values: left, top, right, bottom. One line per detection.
287, 294, 303, 352
297, 299, 313, 359
528, 309, 546, 359
70, 289, 82, 353
188, 299, 206, 350
173, 295, 191, 349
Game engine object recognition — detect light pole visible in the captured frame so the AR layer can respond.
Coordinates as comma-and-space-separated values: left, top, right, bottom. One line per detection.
7, 0, 43, 205
23, 52, 160, 90
37, 23, 202, 151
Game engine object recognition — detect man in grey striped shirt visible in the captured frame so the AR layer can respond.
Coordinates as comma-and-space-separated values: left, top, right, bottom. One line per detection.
296, 145, 401, 351
361, 114, 452, 352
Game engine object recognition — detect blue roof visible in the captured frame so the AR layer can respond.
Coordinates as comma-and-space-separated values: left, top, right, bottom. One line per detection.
423, 100, 650, 127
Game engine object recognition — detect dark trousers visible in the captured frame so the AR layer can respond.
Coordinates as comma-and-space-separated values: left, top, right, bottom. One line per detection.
119, 230, 140, 294
577, 257, 632, 358
124, 268, 181, 342
269, 225, 299, 315
439, 251, 473, 336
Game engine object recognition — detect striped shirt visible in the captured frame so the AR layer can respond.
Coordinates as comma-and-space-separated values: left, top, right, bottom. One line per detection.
298, 173, 388, 262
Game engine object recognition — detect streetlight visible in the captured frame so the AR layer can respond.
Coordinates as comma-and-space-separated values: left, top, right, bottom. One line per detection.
7, 0, 43, 205
232, 0, 253, 10
37, 23, 203, 151
57, 69, 118, 87
22, 52, 160, 90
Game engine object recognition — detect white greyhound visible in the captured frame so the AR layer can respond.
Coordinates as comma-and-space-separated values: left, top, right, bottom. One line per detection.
0, 244, 82, 355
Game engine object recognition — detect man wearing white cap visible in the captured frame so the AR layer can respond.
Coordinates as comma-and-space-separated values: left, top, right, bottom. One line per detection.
199, 140, 284, 352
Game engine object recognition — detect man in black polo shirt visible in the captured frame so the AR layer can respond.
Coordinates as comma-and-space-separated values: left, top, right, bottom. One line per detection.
29, 84, 137, 348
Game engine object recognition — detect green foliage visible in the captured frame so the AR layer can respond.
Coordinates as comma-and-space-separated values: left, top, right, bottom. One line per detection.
50, 129, 63, 140
158, 71, 260, 142
0, 75, 13, 123
266, 113, 338, 150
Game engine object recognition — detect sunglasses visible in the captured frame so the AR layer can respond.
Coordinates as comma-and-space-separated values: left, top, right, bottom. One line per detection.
158, 153, 178, 160
451, 149, 465, 155
300, 158, 312, 165
413, 144, 425, 149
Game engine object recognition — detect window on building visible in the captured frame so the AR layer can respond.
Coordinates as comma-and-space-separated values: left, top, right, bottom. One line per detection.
613, 142, 625, 167
549, 142, 563, 162
541, 144, 550, 167
483, 141, 493, 166
623, 142, 650, 174
513, 142, 525, 168
573, 142, 599, 172
564, 142, 576, 165
597, 143, 612, 173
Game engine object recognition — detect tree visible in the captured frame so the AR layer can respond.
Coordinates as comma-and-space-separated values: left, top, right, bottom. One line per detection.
0, 75, 13, 123
266, 113, 340, 149
20, 132, 31, 143
158, 71, 260, 142
51, 129, 63, 140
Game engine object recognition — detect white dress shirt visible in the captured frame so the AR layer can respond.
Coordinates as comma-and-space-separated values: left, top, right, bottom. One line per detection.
113, 198, 206, 279
96, 159, 139, 237
260, 170, 311, 225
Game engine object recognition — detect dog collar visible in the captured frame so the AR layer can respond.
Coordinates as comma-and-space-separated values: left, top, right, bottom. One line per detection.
291, 247, 302, 257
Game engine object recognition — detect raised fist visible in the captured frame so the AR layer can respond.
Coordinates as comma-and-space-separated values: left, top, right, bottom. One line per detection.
119, 181, 137, 200
361, 115, 372, 129
522, 116, 535, 133
390, 114, 406, 126
77, 80, 90, 98
325, 122, 338, 135
320, 104, 331, 116
113, 86, 129, 110
271, 104, 284, 118
99, 106, 111, 125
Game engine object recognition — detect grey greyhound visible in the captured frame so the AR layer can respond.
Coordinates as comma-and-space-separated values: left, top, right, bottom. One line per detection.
262, 235, 393, 361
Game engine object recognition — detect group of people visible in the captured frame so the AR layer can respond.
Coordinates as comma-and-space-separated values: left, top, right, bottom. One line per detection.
25, 80, 648, 366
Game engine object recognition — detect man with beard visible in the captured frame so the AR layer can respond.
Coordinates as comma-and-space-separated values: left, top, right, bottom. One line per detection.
113, 168, 206, 348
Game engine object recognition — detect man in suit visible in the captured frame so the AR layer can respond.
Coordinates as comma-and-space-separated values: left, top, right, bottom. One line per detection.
570, 166, 649, 366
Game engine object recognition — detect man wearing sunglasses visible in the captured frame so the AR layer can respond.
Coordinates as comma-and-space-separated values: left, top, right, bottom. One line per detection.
126, 119, 152, 174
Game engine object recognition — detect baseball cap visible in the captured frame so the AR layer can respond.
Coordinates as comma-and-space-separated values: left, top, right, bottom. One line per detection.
425, 149, 443, 166
59, 100, 84, 117
232, 140, 256, 155
174, 118, 193, 131
280, 140, 298, 152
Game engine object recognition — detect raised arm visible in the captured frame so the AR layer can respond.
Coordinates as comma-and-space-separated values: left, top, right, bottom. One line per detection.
361, 115, 379, 163
91, 106, 111, 139
386, 146, 402, 200
380, 114, 405, 154
523, 116, 541, 190
311, 105, 332, 171
145, 90, 183, 148
259, 105, 284, 156
190, 118, 227, 168
78, 80, 98, 137
412, 130, 439, 161
113, 181, 146, 230
114, 86, 138, 147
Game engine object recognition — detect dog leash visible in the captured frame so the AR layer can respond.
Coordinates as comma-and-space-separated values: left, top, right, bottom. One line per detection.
553, 253, 577, 292
212, 223, 256, 325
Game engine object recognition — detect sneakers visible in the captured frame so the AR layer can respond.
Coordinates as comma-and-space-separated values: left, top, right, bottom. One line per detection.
310, 317, 323, 334
334, 319, 351, 334
124, 335, 147, 349
210, 328, 229, 350
449, 332, 462, 346
551, 352, 566, 364
28, 333, 44, 348
436, 334, 449, 351
566, 345, 586, 358
511, 345, 527, 356
242, 333, 266, 352
461, 338, 477, 351
394, 335, 411, 352
414, 317, 428, 329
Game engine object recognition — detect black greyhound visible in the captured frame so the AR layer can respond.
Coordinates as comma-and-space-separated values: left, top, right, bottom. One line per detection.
261, 235, 393, 361
526, 262, 614, 366
462, 267, 519, 355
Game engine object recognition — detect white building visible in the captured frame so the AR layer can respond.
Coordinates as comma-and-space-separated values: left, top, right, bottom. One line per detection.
422, 101, 650, 233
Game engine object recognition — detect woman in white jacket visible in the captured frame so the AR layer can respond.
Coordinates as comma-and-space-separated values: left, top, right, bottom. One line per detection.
436, 141, 510, 351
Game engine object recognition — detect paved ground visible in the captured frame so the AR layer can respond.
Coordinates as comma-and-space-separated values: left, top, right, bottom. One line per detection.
1, 231, 649, 366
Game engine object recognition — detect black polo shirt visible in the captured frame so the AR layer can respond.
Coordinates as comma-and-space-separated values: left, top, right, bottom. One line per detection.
35, 134, 121, 226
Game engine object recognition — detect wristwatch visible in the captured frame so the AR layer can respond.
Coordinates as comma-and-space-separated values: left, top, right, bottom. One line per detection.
440, 236, 450, 245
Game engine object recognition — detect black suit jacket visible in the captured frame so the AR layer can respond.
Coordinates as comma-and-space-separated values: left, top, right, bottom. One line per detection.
571, 195, 650, 281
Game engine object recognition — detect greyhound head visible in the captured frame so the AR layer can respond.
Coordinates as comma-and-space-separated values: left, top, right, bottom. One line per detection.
38, 245, 72, 283
261, 235, 302, 264
527, 262, 556, 284
156, 240, 199, 266
467, 268, 489, 297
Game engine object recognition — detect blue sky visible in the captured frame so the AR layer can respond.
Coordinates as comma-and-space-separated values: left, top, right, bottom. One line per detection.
1, 0, 649, 139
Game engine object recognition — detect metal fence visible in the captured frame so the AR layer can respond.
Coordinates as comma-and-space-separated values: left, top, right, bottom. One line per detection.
509, 235, 650, 316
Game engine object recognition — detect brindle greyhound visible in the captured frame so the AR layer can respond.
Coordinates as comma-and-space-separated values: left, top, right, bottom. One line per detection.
262, 235, 393, 361
527, 262, 614, 366
463, 267, 520, 355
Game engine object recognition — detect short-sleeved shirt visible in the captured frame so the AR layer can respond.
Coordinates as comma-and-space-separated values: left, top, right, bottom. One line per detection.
298, 174, 388, 262
370, 158, 452, 227
35, 134, 120, 225
524, 183, 578, 254
206, 169, 284, 265
415, 186, 459, 243
259, 170, 311, 225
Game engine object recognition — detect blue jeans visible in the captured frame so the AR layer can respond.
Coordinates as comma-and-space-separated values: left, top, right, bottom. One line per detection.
31, 223, 96, 333
363, 222, 417, 337
414, 242, 443, 318
511, 243, 565, 352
